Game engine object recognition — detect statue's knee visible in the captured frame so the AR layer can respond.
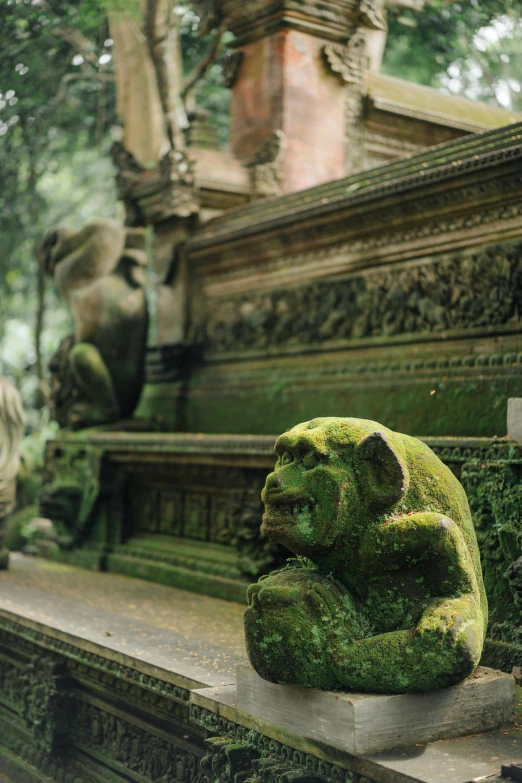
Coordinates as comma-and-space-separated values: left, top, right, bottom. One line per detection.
69, 342, 101, 373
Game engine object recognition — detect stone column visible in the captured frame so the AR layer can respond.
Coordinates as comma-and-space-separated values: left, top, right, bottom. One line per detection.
216, 0, 386, 194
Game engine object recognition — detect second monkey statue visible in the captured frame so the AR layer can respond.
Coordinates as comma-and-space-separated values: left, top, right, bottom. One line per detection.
40, 219, 148, 429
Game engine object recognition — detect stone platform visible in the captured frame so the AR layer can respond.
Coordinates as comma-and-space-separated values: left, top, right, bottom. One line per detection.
0, 556, 521, 783
234, 661, 515, 755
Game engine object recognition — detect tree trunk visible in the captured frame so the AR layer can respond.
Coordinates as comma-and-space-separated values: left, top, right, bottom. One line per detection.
109, 0, 187, 166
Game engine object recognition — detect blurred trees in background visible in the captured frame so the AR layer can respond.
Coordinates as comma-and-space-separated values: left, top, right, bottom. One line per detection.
0, 0, 520, 423
384, 0, 522, 111
0, 0, 230, 419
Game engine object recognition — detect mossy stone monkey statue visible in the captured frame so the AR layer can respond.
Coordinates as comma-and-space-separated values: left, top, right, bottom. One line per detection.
245, 418, 487, 693
40, 219, 148, 430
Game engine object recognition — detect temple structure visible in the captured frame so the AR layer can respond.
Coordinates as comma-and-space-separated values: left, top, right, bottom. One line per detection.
1, 1, 522, 782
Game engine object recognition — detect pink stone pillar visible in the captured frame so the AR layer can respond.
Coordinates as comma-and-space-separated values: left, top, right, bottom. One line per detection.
231, 30, 346, 194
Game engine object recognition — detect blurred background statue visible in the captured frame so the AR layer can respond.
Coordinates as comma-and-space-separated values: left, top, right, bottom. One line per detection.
39, 219, 149, 429
0, 379, 25, 569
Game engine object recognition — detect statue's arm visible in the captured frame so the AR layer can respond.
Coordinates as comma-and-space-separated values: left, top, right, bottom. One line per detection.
53, 220, 126, 293
327, 594, 484, 692
359, 511, 475, 595
312, 512, 483, 691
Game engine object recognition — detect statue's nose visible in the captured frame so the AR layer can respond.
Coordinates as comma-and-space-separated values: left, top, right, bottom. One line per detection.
261, 473, 283, 502
263, 472, 282, 497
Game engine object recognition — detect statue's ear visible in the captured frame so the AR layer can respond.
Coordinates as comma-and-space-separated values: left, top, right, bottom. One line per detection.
354, 431, 409, 507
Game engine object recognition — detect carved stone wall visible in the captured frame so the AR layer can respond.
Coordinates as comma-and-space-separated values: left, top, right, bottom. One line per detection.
204, 241, 522, 354
462, 460, 522, 648
40, 436, 287, 599
123, 462, 284, 580
0, 618, 200, 783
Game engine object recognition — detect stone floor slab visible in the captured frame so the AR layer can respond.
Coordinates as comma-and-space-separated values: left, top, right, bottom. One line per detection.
0, 554, 245, 689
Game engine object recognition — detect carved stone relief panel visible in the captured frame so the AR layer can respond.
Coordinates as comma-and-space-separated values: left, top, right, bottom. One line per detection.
159, 490, 185, 536
205, 241, 522, 354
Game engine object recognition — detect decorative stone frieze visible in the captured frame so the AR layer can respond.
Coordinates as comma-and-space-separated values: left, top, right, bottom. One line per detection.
214, 0, 386, 45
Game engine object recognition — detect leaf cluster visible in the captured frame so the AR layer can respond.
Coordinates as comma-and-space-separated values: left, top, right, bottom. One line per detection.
383, 0, 520, 92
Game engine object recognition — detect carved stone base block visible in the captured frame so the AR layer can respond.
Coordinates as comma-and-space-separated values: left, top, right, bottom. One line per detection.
236, 662, 515, 755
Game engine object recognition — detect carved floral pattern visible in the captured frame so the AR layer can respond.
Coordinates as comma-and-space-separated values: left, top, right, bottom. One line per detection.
192, 707, 368, 783
461, 461, 522, 645
246, 131, 287, 200
323, 33, 366, 86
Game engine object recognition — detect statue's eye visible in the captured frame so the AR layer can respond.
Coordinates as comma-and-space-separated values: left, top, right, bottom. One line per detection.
302, 452, 320, 470
280, 451, 294, 465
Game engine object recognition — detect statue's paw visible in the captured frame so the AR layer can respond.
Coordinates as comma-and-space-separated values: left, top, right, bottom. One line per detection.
67, 404, 93, 430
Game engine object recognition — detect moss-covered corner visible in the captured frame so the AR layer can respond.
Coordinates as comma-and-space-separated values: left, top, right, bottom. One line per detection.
461, 460, 522, 646
245, 417, 487, 693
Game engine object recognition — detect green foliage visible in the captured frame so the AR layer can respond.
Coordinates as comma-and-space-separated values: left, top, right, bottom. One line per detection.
0, 0, 121, 413
383, 1, 522, 112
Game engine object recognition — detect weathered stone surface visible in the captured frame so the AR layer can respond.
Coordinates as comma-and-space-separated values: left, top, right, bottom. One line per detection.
231, 30, 347, 194
191, 679, 522, 782
0, 554, 245, 689
507, 398, 522, 445
235, 662, 515, 755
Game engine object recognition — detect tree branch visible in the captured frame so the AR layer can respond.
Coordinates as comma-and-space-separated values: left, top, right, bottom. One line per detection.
53, 24, 99, 64
181, 22, 225, 100
52, 73, 114, 109
35, 0, 99, 64
143, 0, 186, 150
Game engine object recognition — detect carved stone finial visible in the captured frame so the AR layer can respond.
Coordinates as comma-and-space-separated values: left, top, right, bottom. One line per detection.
359, 0, 387, 31
323, 32, 367, 173
245, 130, 287, 200
323, 32, 366, 86
111, 142, 199, 225
245, 417, 488, 693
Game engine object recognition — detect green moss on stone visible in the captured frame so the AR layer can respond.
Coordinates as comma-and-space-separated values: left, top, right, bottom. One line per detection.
245, 417, 488, 693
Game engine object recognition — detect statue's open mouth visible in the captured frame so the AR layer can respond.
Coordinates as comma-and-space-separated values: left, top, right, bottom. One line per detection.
262, 496, 316, 531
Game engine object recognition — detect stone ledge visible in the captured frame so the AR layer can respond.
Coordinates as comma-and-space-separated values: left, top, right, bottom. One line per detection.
235, 662, 515, 756
190, 679, 522, 783
0, 555, 245, 691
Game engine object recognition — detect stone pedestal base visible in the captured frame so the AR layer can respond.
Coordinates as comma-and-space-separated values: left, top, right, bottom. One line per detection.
236, 662, 515, 755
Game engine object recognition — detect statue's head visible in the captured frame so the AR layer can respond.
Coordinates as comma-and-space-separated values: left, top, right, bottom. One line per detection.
39, 220, 146, 285
261, 417, 410, 559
